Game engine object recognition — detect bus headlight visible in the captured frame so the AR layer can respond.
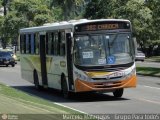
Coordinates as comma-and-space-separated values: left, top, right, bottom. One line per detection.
74, 71, 91, 81
125, 67, 136, 79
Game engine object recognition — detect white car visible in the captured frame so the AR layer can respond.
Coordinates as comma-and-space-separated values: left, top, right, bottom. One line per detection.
135, 51, 145, 62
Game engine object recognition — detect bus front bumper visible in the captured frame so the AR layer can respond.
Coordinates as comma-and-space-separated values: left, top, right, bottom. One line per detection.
75, 75, 137, 92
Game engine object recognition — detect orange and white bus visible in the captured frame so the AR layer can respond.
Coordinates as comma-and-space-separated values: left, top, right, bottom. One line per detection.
19, 19, 137, 98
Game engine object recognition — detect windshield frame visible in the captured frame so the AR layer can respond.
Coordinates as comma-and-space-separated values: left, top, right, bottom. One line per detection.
73, 32, 134, 67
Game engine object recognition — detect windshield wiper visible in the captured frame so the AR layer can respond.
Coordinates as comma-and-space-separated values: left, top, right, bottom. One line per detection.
106, 33, 118, 56
109, 33, 119, 48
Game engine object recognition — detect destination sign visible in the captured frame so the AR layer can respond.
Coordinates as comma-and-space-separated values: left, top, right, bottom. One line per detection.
75, 21, 130, 32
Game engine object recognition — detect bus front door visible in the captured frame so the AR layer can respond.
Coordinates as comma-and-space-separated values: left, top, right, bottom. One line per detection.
66, 33, 73, 90
39, 34, 48, 88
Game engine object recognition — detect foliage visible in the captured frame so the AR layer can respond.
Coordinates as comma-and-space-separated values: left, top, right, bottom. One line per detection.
50, 0, 84, 20
84, 0, 114, 19
136, 67, 160, 77
0, 0, 54, 48
84, 0, 160, 56
0, 0, 86, 48
10, 0, 54, 26
0, 0, 159, 56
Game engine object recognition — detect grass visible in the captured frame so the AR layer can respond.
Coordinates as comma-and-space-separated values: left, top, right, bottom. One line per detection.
0, 83, 92, 120
145, 56, 160, 62
0, 84, 74, 113
136, 67, 160, 77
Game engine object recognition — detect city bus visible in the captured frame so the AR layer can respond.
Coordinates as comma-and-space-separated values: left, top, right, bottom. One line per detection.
19, 19, 137, 98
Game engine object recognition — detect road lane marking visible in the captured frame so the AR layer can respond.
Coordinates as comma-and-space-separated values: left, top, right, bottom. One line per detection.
54, 102, 87, 114
137, 98, 160, 105
138, 85, 160, 90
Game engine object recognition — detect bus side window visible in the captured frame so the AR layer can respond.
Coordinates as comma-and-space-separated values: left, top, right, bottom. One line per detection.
31, 33, 35, 54
28, 34, 31, 54
46, 33, 49, 54
51, 33, 54, 55
34, 34, 36, 54
47, 32, 54, 55
54, 32, 58, 55
57, 32, 61, 55
26, 34, 29, 54
25, 34, 31, 54
20, 34, 26, 54
20, 34, 23, 53
60, 31, 65, 56
35, 33, 39, 54
24, 35, 26, 54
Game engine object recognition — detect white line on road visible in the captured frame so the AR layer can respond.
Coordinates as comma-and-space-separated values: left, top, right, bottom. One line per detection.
135, 85, 160, 105
137, 98, 160, 105
138, 85, 160, 90
54, 102, 87, 114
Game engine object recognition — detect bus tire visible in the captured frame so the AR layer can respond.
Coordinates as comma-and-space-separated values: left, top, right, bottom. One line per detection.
11, 64, 15, 67
61, 76, 70, 98
113, 88, 124, 98
33, 70, 41, 90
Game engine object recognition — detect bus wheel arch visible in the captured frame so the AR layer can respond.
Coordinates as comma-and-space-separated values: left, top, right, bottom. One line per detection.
113, 88, 124, 98
61, 73, 70, 98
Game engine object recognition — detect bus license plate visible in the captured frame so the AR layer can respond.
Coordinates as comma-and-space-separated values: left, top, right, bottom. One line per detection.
103, 82, 113, 86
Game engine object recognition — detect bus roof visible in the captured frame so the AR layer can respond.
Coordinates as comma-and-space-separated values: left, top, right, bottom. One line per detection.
19, 19, 131, 33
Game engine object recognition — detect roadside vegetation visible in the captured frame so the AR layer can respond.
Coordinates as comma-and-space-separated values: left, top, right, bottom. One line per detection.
0, 83, 85, 120
145, 56, 160, 62
136, 67, 160, 77
0, 82, 98, 120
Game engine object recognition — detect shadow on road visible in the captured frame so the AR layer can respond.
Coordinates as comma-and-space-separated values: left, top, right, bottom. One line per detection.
156, 83, 160, 86
12, 86, 130, 103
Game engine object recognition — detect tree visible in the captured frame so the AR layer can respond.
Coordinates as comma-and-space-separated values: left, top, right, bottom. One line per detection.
118, 0, 152, 56
84, 0, 114, 19
145, 0, 160, 55
84, 0, 159, 56
50, 0, 84, 20
10, 0, 54, 26
0, 0, 54, 48
0, 0, 11, 48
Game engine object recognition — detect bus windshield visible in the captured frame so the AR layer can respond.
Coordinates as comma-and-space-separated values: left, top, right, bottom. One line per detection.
74, 33, 134, 66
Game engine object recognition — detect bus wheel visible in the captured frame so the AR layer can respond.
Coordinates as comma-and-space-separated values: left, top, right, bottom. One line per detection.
11, 64, 15, 67
33, 71, 41, 90
61, 76, 69, 98
113, 88, 124, 98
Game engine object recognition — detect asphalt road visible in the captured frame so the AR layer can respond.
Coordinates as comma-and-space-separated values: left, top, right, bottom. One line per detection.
0, 62, 160, 114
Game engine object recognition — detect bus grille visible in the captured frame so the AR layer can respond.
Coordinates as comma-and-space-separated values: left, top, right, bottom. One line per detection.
93, 81, 122, 88
92, 76, 123, 81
